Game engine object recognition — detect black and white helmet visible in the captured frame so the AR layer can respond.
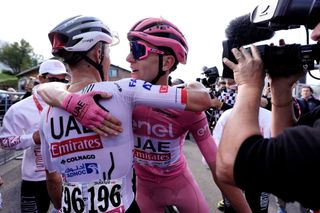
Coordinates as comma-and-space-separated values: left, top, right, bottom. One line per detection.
48, 15, 114, 57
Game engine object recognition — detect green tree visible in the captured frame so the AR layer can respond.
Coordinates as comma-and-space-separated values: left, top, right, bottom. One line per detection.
0, 39, 42, 74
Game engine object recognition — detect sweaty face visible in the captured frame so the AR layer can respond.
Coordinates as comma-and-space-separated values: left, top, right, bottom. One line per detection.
126, 40, 162, 82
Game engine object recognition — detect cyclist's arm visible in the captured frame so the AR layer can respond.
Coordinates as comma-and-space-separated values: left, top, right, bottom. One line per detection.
184, 81, 212, 112
38, 81, 211, 111
0, 107, 36, 150
38, 82, 68, 107
46, 170, 62, 209
38, 82, 122, 136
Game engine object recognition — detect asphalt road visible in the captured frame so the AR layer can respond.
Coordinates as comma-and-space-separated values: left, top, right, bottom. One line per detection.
0, 140, 303, 213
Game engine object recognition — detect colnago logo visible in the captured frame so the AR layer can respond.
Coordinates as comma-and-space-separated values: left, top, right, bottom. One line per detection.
132, 120, 175, 138
61, 154, 96, 164
50, 135, 103, 158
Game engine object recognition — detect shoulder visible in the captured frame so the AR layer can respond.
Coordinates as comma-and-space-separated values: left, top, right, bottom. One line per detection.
220, 108, 232, 119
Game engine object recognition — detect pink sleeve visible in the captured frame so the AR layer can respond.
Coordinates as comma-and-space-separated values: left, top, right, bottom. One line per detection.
188, 113, 217, 164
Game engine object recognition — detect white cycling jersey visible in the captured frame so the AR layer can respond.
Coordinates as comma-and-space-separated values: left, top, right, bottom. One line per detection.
0, 90, 46, 181
40, 78, 187, 212
213, 107, 271, 146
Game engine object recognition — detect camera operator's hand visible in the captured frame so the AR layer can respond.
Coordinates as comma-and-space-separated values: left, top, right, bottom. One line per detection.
223, 45, 265, 91
267, 39, 306, 107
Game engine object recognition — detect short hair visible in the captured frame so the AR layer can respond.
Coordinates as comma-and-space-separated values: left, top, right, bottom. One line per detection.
301, 85, 313, 94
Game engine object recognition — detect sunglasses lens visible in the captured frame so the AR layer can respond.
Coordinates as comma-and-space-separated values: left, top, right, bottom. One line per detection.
130, 41, 146, 60
48, 77, 68, 83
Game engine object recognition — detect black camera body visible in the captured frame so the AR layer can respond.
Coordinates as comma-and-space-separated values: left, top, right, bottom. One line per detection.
222, 0, 320, 79
223, 40, 320, 79
196, 66, 220, 88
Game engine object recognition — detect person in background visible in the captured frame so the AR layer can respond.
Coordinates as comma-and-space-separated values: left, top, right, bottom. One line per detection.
296, 85, 320, 116
21, 77, 38, 100
6, 87, 19, 104
0, 59, 68, 213
260, 83, 271, 110
171, 78, 185, 86
214, 105, 271, 213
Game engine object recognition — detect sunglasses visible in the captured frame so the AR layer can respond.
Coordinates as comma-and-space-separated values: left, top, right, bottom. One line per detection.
47, 77, 69, 83
130, 40, 164, 60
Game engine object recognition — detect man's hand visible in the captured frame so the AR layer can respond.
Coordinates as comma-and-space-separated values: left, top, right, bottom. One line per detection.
61, 91, 123, 136
33, 131, 41, 145
223, 45, 265, 91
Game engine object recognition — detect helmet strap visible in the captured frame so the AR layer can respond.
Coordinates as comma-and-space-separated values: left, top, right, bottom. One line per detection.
80, 44, 105, 81
150, 55, 166, 84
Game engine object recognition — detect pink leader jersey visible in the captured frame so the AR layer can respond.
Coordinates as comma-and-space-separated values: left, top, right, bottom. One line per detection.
40, 78, 187, 213
133, 105, 216, 181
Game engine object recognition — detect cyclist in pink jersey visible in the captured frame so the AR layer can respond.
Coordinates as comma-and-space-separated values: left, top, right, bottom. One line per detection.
38, 15, 213, 212
127, 17, 250, 213
39, 17, 251, 213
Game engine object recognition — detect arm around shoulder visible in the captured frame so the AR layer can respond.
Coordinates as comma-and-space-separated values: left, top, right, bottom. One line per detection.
38, 82, 69, 107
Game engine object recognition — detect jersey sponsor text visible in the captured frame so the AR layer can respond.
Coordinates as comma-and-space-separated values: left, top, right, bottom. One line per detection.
133, 120, 174, 138
134, 149, 170, 161
50, 135, 103, 157
50, 116, 93, 140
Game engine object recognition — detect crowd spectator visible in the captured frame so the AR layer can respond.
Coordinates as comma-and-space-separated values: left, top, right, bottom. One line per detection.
295, 85, 320, 116
0, 59, 68, 212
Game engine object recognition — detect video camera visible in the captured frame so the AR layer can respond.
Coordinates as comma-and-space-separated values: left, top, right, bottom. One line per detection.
196, 66, 220, 88
222, 0, 320, 79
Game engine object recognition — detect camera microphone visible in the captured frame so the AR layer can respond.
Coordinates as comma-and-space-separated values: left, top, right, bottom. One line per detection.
222, 14, 276, 79
225, 13, 275, 46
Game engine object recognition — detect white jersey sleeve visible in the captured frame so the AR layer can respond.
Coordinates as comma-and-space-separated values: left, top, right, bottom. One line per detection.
213, 109, 232, 146
0, 97, 36, 150
213, 107, 271, 146
92, 78, 187, 110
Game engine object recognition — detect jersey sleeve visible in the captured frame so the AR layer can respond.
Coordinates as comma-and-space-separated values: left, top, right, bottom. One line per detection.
120, 79, 187, 110
0, 106, 35, 150
189, 112, 217, 164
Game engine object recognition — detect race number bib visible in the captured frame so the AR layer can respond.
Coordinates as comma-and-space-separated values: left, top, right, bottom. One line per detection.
62, 180, 124, 213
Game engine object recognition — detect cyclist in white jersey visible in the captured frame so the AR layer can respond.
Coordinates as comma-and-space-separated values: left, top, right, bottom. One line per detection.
39, 17, 251, 213
39, 15, 212, 213
0, 59, 68, 212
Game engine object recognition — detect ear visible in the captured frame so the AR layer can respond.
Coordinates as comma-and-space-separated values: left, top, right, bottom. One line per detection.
162, 55, 175, 72
89, 44, 102, 63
